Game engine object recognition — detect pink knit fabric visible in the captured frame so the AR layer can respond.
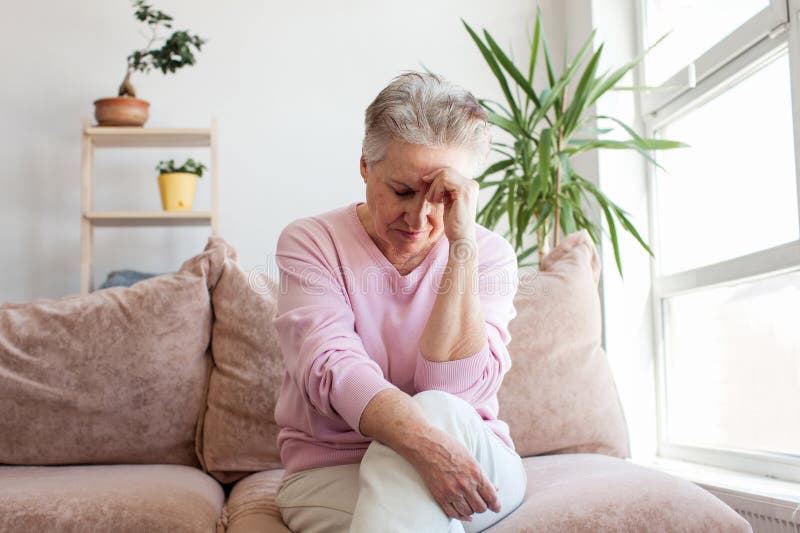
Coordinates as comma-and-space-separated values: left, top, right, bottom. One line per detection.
273, 202, 519, 475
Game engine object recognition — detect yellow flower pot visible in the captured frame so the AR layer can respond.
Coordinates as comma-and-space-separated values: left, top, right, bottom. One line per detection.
158, 172, 198, 211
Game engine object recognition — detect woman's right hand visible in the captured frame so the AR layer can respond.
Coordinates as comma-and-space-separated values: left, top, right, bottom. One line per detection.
406, 425, 501, 522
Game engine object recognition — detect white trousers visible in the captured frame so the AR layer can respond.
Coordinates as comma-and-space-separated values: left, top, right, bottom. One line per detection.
276, 390, 527, 533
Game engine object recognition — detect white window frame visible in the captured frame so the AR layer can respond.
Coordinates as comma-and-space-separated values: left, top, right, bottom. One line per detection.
637, 0, 800, 483
641, 0, 789, 116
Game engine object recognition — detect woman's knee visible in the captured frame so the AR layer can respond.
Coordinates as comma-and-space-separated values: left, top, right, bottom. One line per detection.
411, 390, 480, 429
412, 389, 469, 408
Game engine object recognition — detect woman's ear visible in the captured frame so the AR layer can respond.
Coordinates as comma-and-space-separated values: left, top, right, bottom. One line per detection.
359, 155, 369, 184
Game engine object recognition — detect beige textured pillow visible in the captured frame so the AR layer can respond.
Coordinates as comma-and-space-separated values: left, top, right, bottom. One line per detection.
0, 238, 230, 467
499, 229, 631, 458
197, 242, 284, 484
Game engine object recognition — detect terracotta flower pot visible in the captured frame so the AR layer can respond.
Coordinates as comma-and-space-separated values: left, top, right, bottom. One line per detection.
93, 97, 150, 127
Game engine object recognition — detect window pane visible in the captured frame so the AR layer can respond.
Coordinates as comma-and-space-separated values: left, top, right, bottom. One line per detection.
654, 53, 798, 276
645, 0, 769, 85
663, 270, 800, 456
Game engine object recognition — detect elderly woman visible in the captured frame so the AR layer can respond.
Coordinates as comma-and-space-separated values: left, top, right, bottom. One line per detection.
273, 72, 526, 533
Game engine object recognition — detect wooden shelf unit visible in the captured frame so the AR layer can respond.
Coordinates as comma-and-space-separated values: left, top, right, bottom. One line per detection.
80, 118, 219, 295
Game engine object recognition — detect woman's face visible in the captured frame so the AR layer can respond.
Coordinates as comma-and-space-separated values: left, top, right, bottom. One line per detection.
359, 140, 474, 262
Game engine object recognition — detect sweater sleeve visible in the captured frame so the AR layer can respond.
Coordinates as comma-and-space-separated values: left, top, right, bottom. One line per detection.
272, 219, 399, 436
413, 235, 518, 405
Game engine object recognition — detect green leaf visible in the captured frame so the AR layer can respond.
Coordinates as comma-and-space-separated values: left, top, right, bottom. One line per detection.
528, 8, 542, 84
585, 32, 669, 108
541, 31, 557, 89
517, 243, 538, 262
487, 110, 525, 138
478, 98, 514, 119
595, 115, 688, 150
560, 199, 575, 235
530, 29, 596, 128
530, 202, 552, 233
565, 139, 668, 169
574, 174, 654, 269
463, 19, 522, 122
483, 30, 541, 109
559, 153, 572, 185
611, 205, 655, 257
491, 146, 515, 159
488, 196, 508, 228
535, 128, 552, 207
516, 208, 533, 249
597, 193, 623, 278
476, 158, 515, 182
478, 184, 504, 218
507, 179, 517, 241
562, 43, 604, 135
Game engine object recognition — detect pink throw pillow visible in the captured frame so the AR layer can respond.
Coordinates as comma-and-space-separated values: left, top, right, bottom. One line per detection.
197, 241, 284, 483
0, 239, 230, 466
499, 229, 631, 458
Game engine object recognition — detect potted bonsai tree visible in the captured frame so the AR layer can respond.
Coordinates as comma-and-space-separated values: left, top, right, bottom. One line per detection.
94, 0, 207, 127
156, 158, 207, 211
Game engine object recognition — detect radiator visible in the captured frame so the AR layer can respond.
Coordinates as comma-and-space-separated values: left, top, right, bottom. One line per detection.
700, 484, 800, 533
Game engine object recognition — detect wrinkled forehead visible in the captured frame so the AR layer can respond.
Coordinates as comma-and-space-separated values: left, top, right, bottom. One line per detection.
382, 169, 431, 187
370, 159, 428, 184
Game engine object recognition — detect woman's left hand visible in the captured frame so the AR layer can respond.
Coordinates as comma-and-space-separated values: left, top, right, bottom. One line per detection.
422, 168, 479, 242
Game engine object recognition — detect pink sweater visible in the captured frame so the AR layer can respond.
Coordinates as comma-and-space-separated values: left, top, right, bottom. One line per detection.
273, 202, 519, 476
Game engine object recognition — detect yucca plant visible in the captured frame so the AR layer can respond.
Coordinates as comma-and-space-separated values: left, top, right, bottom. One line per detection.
462, 11, 685, 277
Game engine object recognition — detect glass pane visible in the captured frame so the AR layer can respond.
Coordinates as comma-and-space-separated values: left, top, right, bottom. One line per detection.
664, 270, 800, 456
654, 53, 798, 276
645, 0, 769, 86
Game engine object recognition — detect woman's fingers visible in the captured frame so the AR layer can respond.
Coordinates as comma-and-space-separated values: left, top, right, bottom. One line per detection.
424, 177, 438, 203
413, 427, 502, 522
445, 501, 470, 521
425, 174, 452, 205
477, 478, 502, 513
420, 167, 443, 183
463, 489, 488, 515
451, 498, 473, 521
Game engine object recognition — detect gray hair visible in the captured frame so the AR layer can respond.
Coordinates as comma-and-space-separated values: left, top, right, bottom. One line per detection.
362, 71, 491, 176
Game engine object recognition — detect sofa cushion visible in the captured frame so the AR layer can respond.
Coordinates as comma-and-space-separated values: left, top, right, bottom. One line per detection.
0, 464, 225, 533
197, 239, 285, 483
222, 455, 750, 532
0, 238, 232, 466
488, 454, 751, 532
221, 468, 290, 533
499, 229, 631, 458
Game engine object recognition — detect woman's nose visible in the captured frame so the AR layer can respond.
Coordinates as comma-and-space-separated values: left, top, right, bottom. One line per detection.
406, 196, 431, 230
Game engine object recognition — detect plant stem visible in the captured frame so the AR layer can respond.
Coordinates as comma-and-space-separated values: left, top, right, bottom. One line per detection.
118, 24, 161, 97
118, 70, 136, 97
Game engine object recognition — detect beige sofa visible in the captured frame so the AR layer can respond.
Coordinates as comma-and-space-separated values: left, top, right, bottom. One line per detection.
0, 231, 751, 532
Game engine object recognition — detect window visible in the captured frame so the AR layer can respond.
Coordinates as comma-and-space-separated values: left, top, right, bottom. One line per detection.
640, 0, 800, 482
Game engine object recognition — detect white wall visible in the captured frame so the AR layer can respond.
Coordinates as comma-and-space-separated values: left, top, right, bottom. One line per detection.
0, 0, 564, 301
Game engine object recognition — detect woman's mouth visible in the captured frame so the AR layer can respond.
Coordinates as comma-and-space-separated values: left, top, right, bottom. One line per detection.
397, 229, 425, 240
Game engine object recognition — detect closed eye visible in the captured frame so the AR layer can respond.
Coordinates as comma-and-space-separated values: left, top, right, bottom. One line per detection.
394, 189, 414, 197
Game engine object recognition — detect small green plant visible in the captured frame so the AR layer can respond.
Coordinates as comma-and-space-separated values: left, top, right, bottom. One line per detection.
156, 158, 207, 177
118, 0, 207, 98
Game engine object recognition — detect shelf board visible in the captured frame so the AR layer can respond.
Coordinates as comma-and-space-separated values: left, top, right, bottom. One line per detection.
85, 126, 211, 147
84, 211, 212, 227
